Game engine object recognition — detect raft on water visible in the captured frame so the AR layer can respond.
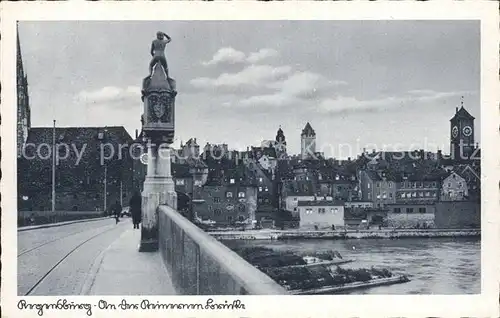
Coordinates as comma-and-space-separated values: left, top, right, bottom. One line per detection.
289, 275, 411, 295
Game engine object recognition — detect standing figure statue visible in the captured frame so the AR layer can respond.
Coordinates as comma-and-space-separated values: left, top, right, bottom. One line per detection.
149, 31, 171, 76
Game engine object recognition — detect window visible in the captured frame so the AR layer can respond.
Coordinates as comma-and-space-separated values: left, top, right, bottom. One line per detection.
259, 178, 263, 183
294, 207, 297, 212
226, 192, 233, 198
382, 192, 387, 199
406, 208, 414, 213
401, 193, 406, 198
293, 197, 298, 201
419, 207, 426, 213
258, 198, 263, 203
227, 216, 233, 222
368, 193, 371, 199
394, 207, 401, 213
238, 192, 245, 198
214, 209, 222, 216
400, 182, 405, 188
389, 193, 393, 198
425, 192, 430, 197
419, 192, 424, 197
448, 183, 451, 188
230, 178, 235, 184
413, 192, 417, 197
318, 208, 326, 214
98, 132, 104, 140
194, 180, 202, 186
432, 182, 437, 187
367, 183, 371, 189
458, 182, 462, 188
176, 179, 185, 186
389, 182, 393, 188
264, 198, 270, 204
264, 187, 269, 192
376, 182, 380, 188
258, 187, 263, 192
306, 208, 313, 214
214, 197, 220, 203
331, 208, 338, 214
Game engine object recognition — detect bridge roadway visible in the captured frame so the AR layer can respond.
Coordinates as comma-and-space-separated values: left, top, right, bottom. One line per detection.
18, 217, 176, 296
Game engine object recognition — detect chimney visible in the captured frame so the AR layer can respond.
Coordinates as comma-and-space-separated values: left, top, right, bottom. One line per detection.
135, 129, 138, 138
456, 107, 458, 113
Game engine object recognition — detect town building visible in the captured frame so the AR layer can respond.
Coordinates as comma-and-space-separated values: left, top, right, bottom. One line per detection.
395, 172, 446, 204
18, 126, 135, 212
297, 200, 344, 230
280, 180, 332, 215
192, 162, 258, 228
440, 171, 468, 201
358, 170, 397, 208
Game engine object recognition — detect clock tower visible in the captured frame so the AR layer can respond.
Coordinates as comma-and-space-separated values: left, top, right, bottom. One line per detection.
450, 98, 475, 161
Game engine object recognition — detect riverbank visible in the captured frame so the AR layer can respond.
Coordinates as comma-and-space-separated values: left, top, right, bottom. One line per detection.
210, 228, 480, 240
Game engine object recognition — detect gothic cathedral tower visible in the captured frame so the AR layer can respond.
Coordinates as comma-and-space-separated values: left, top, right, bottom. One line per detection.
17, 25, 31, 158
450, 99, 475, 161
275, 126, 287, 159
301, 122, 316, 159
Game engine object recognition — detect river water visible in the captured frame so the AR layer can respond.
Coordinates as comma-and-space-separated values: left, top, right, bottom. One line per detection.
224, 237, 480, 294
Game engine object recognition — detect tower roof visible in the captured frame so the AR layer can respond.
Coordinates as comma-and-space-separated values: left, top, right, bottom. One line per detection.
276, 125, 286, 143
301, 122, 316, 137
450, 99, 475, 121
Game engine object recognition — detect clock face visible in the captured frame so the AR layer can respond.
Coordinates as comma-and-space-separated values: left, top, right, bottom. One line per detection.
452, 126, 459, 138
463, 126, 472, 137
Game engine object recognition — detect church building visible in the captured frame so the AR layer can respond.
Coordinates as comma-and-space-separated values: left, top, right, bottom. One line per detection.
17, 27, 31, 158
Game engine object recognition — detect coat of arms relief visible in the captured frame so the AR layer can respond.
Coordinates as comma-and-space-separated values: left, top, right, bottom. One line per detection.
147, 92, 173, 124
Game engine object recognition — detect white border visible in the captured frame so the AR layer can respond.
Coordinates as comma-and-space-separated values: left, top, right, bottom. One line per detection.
1, 1, 499, 318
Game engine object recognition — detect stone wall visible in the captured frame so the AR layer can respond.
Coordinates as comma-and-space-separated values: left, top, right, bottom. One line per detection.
387, 213, 435, 228
158, 205, 286, 295
434, 201, 480, 228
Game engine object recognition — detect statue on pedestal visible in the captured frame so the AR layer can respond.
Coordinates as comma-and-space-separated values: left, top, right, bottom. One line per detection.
149, 31, 171, 77
141, 31, 177, 144
139, 31, 178, 252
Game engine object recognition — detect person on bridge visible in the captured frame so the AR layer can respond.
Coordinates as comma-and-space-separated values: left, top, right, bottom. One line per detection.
112, 201, 122, 224
129, 191, 142, 229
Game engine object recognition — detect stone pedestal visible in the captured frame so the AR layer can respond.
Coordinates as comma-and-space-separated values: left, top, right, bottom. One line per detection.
139, 144, 176, 252
138, 58, 177, 252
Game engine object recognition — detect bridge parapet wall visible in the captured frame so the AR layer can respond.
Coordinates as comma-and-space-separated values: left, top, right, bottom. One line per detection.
157, 204, 287, 295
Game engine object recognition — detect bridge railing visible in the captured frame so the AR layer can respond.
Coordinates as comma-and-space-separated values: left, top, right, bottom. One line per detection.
158, 205, 287, 295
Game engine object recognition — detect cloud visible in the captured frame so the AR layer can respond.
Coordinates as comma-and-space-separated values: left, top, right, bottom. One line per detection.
267, 71, 347, 99
74, 86, 141, 109
202, 47, 279, 66
246, 48, 279, 64
202, 47, 246, 66
190, 65, 292, 90
317, 90, 475, 114
75, 86, 141, 105
239, 94, 298, 108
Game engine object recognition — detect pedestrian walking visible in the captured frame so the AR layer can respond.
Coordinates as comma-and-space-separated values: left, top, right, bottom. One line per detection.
112, 200, 122, 224
129, 191, 142, 229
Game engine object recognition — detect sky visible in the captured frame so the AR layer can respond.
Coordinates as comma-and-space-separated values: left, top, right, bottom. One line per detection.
18, 20, 480, 159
